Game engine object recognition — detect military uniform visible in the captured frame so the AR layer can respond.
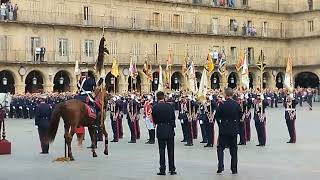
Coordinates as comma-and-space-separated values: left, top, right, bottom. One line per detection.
253, 96, 268, 146
204, 97, 217, 147
110, 98, 121, 142
127, 98, 139, 143
35, 96, 52, 154
284, 96, 298, 143
178, 98, 188, 143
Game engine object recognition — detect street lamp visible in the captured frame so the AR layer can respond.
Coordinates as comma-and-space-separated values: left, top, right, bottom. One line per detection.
213, 77, 217, 84
32, 77, 37, 85
133, 79, 137, 85
59, 77, 64, 85
174, 77, 178, 84
230, 77, 235, 84
154, 77, 158, 85
263, 77, 267, 83
277, 77, 282, 83
110, 77, 115, 85
2, 76, 7, 86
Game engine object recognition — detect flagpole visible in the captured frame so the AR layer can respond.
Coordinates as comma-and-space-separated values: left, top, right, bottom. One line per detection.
113, 75, 116, 94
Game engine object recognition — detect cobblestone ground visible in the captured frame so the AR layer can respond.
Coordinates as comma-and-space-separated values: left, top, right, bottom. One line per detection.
1, 104, 320, 180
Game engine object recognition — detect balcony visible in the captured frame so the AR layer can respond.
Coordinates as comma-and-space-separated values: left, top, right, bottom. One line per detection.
1, 10, 307, 39
149, 0, 316, 13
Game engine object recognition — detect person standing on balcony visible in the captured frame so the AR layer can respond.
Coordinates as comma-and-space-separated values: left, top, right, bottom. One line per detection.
40, 47, 46, 62
35, 47, 41, 62
0, 3, 5, 20
13, 4, 17, 21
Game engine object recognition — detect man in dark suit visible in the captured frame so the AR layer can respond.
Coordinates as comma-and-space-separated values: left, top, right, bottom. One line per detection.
35, 94, 52, 154
152, 91, 177, 176
215, 88, 242, 174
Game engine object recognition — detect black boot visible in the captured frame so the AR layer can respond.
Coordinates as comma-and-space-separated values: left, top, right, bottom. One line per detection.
149, 129, 155, 144
145, 130, 152, 144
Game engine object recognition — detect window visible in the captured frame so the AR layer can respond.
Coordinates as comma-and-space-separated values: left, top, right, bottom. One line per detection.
247, 20, 252, 27
83, 6, 89, 21
247, 47, 254, 64
30, 37, 40, 55
109, 41, 117, 56
172, 14, 180, 29
229, 19, 238, 31
231, 47, 237, 64
152, 12, 160, 27
84, 40, 93, 57
263, 22, 268, 36
242, 0, 248, 6
131, 11, 138, 28
132, 42, 141, 60
59, 39, 68, 56
211, 18, 218, 34
308, 20, 314, 32
193, 45, 200, 59
153, 43, 158, 61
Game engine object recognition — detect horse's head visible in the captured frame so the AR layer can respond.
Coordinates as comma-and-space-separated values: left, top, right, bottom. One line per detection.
0, 93, 12, 113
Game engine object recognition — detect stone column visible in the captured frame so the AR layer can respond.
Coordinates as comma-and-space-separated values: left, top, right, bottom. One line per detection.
15, 84, 25, 94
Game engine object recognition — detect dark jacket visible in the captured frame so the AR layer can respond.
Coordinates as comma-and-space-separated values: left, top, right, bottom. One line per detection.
35, 103, 52, 128
215, 98, 242, 136
152, 101, 176, 139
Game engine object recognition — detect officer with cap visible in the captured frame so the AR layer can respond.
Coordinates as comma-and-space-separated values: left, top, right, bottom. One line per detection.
284, 93, 298, 143
254, 94, 269, 146
35, 94, 52, 154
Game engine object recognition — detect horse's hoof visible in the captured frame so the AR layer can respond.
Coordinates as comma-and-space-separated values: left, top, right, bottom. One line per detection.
69, 156, 75, 161
104, 150, 108, 155
93, 152, 97, 157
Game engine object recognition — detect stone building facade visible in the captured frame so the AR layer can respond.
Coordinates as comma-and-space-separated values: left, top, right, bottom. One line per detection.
0, 0, 319, 94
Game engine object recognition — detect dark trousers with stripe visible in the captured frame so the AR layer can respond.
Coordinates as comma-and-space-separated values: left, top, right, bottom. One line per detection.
111, 115, 119, 141
127, 117, 136, 141
255, 118, 266, 146
239, 121, 246, 144
286, 118, 296, 142
205, 121, 215, 145
245, 115, 251, 141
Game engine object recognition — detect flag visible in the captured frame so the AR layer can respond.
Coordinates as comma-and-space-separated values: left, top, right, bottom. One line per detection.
218, 50, 227, 74
157, 65, 164, 92
205, 51, 214, 73
182, 53, 189, 75
143, 60, 152, 81
187, 61, 197, 93
241, 53, 250, 89
95, 36, 109, 74
74, 60, 80, 75
197, 68, 208, 103
236, 50, 244, 71
129, 55, 138, 79
284, 55, 293, 92
111, 58, 119, 77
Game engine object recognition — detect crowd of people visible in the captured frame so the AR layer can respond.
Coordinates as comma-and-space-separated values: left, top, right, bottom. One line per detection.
0, 1, 18, 21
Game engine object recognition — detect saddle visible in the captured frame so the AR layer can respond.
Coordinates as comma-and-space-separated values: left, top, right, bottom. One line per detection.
84, 104, 96, 122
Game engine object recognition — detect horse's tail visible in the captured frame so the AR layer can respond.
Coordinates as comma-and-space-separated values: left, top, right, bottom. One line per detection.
47, 102, 64, 143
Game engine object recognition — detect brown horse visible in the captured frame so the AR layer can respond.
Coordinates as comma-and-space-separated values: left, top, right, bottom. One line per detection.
47, 88, 110, 160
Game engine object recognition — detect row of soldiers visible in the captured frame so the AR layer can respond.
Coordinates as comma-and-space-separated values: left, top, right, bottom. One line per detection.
105, 87, 311, 147
8, 92, 74, 119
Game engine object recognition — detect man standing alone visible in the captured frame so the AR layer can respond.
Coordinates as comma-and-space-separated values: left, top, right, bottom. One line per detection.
215, 88, 242, 174
35, 94, 52, 154
152, 91, 177, 176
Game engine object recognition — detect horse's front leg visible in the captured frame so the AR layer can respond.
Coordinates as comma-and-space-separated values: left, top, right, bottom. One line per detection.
88, 126, 97, 158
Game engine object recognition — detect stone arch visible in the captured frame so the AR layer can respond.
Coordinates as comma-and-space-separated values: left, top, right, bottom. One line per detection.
128, 72, 142, 92
53, 70, 71, 92
0, 70, 15, 94
25, 70, 45, 93
195, 71, 202, 89
105, 72, 119, 93
210, 72, 221, 89
263, 72, 271, 89
294, 72, 319, 88
228, 72, 238, 89
152, 71, 159, 92
276, 72, 284, 89
171, 71, 183, 91
249, 72, 254, 89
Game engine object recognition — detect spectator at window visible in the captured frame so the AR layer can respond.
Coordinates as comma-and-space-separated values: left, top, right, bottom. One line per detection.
219, 0, 225, 6
40, 47, 46, 62
0, 3, 5, 20
213, 50, 219, 64
228, 0, 235, 7
35, 47, 41, 62
242, 23, 247, 36
13, 3, 17, 20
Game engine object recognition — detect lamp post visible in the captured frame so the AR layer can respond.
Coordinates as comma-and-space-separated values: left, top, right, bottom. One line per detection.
213, 77, 217, 84
154, 77, 158, 85
32, 77, 37, 85
230, 77, 235, 84
174, 77, 178, 90
2, 77, 7, 86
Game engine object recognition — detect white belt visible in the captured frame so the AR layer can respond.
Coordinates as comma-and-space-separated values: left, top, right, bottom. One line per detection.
80, 91, 92, 95
285, 108, 295, 111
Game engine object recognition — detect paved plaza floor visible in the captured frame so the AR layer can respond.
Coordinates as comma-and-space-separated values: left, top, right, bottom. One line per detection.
1, 104, 320, 180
